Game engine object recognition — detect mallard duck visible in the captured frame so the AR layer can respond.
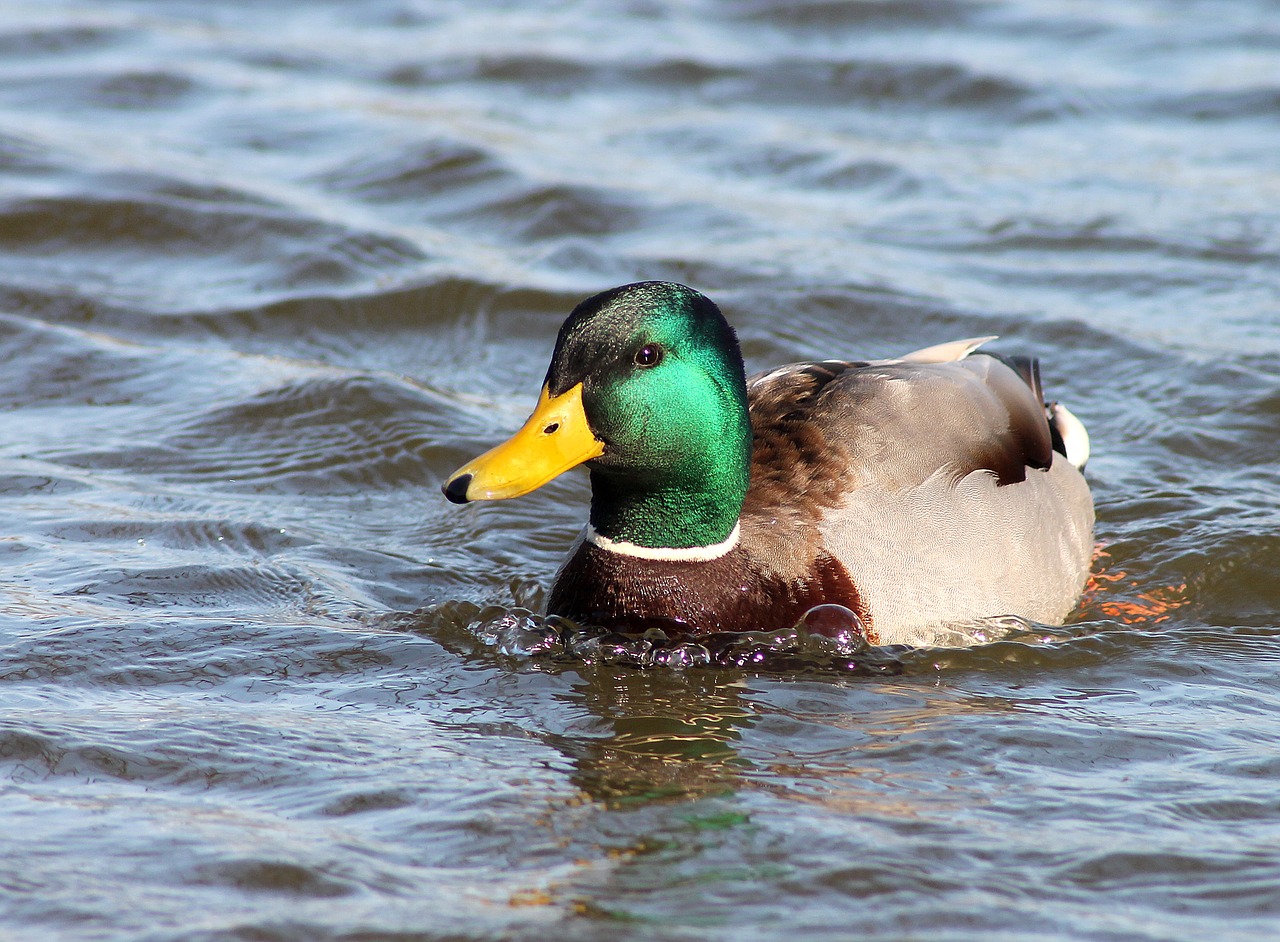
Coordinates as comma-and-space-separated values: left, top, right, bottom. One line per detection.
443, 282, 1094, 646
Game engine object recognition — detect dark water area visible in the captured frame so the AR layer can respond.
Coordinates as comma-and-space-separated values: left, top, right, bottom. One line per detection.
1, 0, 1278, 939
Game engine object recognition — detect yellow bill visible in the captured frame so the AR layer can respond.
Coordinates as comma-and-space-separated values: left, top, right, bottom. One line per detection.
442, 383, 604, 503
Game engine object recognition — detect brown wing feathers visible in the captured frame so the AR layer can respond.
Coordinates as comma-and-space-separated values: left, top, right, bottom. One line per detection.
744, 353, 1055, 495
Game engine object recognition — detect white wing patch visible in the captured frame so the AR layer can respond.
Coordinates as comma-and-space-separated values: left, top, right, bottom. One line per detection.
898, 336, 998, 364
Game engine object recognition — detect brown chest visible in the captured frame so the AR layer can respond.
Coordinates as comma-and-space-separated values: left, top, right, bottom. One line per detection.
546, 541, 872, 640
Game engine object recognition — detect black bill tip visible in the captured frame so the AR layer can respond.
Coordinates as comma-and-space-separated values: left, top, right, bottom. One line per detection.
443, 473, 473, 504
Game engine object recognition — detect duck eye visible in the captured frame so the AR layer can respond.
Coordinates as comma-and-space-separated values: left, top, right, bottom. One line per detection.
634, 344, 662, 367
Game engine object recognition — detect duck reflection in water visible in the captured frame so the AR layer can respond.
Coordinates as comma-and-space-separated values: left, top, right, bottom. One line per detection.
556, 667, 756, 805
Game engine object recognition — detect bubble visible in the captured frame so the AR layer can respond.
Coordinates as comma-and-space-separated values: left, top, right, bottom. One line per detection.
458, 605, 903, 675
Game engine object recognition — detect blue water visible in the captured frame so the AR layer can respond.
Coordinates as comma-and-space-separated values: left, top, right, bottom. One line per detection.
1, 0, 1278, 939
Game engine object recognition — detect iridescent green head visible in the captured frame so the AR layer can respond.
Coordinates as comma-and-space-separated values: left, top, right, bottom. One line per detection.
443, 282, 752, 550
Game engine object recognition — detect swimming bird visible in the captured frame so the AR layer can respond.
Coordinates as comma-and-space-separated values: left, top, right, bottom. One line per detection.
443, 282, 1094, 646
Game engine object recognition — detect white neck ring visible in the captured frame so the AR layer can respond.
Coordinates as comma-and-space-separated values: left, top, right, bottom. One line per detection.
585, 522, 740, 562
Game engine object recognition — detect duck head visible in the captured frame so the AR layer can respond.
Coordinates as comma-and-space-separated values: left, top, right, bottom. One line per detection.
442, 282, 752, 550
